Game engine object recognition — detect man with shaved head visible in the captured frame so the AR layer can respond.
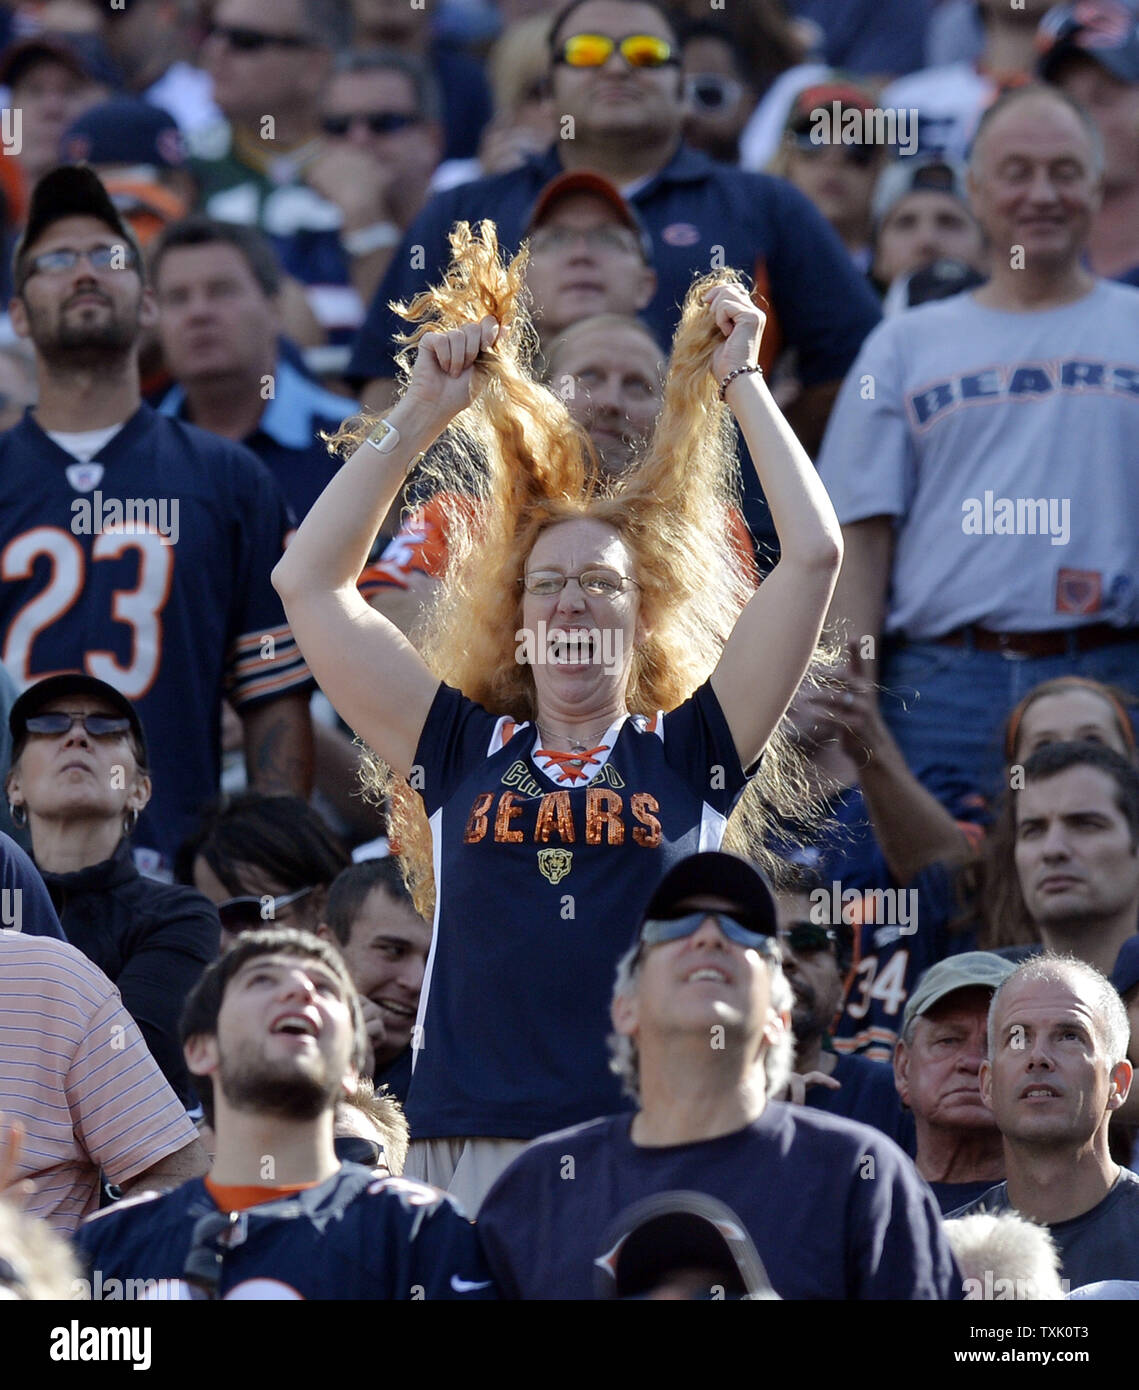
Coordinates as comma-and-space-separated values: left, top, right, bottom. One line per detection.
820, 83, 1139, 799
950, 954, 1139, 1288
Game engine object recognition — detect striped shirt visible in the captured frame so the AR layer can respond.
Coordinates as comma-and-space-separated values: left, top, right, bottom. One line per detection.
0, 932, 198, 1233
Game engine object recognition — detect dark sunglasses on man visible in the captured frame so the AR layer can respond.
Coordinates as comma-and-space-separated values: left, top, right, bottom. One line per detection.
778, 922, 838, 955
638, 910, 777, 959
321, 112, 421, 137
556, 33, 677, 69
684, 74, 744, 113
208, 24, 310, 53
215, 885, 317, 935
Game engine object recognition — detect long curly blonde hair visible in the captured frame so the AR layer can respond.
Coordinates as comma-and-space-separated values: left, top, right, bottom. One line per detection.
327, 222, 829, 919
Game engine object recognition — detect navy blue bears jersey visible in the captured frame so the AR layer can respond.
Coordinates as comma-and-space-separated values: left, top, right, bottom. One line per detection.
75, 1166, 498, 1300
0, 406, 309, 867
406, 678, 749, 1141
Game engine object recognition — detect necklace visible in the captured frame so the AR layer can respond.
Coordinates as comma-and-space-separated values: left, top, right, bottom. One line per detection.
535, 717, 616, 753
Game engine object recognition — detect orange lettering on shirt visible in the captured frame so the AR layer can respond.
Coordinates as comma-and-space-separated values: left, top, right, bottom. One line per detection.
631, 792, 662, 847
534, 791, 575, 843
586, 788, 625, 845
463, 792, 494, 843
494, 791, 525, 842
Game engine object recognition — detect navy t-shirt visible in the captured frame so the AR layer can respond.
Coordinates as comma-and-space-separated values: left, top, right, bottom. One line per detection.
407, 678, 748, 1140
76, 1166, 497, 1300
806, 1051, 915, 1154
476, 1107, 961, 1299
931, 1178, 1003, 1217
950, 1170, 1139, 1289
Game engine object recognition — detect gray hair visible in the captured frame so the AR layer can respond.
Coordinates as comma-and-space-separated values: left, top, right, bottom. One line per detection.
608, 935, 794, 1102
943, 1211, 1065, 1301
968, 83, 1105, 179
986, 953, 1130, 1064
329, 47, 442, 124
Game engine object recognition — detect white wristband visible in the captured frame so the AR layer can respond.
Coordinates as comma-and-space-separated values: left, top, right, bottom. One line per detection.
365, 418, 401, 453
342, 221, 401, 255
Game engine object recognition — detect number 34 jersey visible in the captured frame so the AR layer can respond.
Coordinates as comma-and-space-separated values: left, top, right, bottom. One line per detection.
0, 406, 309, 864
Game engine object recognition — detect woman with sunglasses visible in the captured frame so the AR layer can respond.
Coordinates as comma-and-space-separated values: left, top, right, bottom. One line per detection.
174, 791, 350, 951
274, 222, 842, 1212
5, 674, 220, 1108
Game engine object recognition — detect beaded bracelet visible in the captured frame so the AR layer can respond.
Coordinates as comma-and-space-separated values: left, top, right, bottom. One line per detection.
718, 364, 764, 401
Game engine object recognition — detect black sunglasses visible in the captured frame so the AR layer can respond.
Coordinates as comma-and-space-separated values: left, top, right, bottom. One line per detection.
216, 885, 316, 934
788, 131, 878, 167
24, 711, 131, 739
321, 112, 420, 137
334, 1136, 386, 1168
779, 922, 838, 954
208, 24, 310, 52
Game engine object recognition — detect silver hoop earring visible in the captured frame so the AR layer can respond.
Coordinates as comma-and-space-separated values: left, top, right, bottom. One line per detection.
8, 802, 26, 828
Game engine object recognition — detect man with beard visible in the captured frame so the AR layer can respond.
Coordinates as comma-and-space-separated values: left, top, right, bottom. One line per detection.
0, 165, 312, 874
75, 927, 496, 1299
777, 884, 913, 1151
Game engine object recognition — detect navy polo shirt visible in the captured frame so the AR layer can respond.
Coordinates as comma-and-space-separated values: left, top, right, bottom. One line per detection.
347, 142, 880, 393
159, 357, 354, 522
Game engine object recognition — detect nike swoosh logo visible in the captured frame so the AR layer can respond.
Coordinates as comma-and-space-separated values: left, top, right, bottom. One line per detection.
451, 1275, 492, 1293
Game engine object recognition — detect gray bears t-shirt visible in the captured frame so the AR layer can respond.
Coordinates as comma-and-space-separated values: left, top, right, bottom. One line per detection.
817, 280, 1139, 638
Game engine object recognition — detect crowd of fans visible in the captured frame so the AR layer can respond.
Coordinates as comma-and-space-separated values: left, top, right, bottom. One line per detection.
1, 0, 1139, 1306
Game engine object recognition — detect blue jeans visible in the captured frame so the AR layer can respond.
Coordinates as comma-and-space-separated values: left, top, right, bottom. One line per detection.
880, 635, 1139, 797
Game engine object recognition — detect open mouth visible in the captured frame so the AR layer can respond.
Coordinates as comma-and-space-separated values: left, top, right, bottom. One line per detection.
271, 1013, 319, 1038
547, 631, 600, 665
376, 997, 415, 1022
1020, 1085, 1060, 1099
685, 966, 730, 984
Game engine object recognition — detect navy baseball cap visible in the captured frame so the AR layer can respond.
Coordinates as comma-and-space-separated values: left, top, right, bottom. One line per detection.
635, 851, 779, 943
1110, 935, 1139, 997
596, 1191, 780, 1300
61, 99, 187, 171
9, 673, 148, 766
1039, 1, 1139, 84
872, 156, 970, 226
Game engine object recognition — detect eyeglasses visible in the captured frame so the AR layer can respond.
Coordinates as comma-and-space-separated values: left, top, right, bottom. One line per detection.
521, 569, 640, 598
24, 711, 131, 739
334, 1136, 386, 1168
788, 131, 878, 168
321, 112, 421, 137
684, 74, 744, 113
778, 922, 837, 955
23, 244, 138, 280
216, 885, 317, 934
556, 33, 677, 69
208, 24, 310, 52
639, 911, 775, 953
529, 225, 641, 256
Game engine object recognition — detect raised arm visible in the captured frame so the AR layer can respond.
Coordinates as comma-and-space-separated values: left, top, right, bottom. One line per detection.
707, 285, 843, 769
272, 317, 499, 779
